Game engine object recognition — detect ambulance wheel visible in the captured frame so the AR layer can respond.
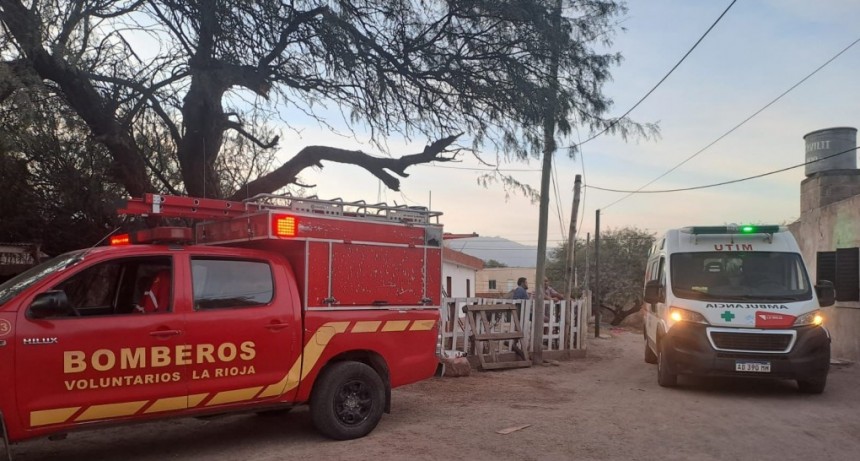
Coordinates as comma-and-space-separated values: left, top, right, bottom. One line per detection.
797, 375, 827, 394
644, 340, 658, 364
311, 361, 385, 440
657, 340, 677, 387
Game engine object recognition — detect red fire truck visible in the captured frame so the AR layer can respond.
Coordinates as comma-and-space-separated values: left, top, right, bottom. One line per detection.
0, 193, 442, 452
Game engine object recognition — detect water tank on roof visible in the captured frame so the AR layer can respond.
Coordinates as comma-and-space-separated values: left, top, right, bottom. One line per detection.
803, 127, 857, 176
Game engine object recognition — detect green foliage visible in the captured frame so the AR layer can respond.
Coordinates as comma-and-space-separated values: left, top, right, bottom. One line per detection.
1, 0, 655, 200
0, 88, 121, 254
547, 227, 655, 316
484, 259, 509, 268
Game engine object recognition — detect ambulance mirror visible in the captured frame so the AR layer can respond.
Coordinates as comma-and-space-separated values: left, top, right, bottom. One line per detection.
28, 290, 73, 319
815, 280, 835, 307
644, 280, 664, 304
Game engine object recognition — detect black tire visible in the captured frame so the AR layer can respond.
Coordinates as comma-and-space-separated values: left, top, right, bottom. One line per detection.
644, 339, 658, 364
657, 339, 677, 387
797, 375, 827, 394
311, 361, 386, 440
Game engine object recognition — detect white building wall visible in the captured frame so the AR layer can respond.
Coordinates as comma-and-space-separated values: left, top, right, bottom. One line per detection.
443, 262, 477, 298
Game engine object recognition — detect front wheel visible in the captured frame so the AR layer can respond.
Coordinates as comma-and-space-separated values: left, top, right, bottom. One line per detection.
657, 339, 677, 387
311, 361, 386, 440
797, 375, 827, 394
644, 338, 658, 364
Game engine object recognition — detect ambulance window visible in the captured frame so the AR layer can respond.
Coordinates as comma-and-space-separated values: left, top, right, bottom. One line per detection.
658, 258, 665, 286
192, 258, 273, 310
51, 257, 172, 317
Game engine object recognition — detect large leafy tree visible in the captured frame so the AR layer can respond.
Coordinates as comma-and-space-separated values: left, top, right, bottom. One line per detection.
547, 227, 655, 325
0, 0, 649, 202
0, 86, 123, 253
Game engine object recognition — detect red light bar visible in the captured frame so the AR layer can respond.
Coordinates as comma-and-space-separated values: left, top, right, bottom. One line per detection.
110, 234, 131, 246
272, 215, 298, 238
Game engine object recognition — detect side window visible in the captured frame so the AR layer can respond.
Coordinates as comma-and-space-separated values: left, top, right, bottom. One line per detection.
53, 256, 172, 317
192, 258, 273, 310
658, 257, 666, 286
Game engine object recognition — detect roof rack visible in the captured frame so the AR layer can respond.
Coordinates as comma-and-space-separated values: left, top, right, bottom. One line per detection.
244, 193, 442, 224
119, 193, 442, 224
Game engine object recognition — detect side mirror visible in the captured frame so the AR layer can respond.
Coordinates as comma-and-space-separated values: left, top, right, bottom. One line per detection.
815, 280, 835, 308
28, 291, 72, 319
644, 280, 664, 305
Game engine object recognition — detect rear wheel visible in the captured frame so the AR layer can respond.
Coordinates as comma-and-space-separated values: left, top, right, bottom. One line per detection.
311, 361, 385, 440
657, 339, 677, 387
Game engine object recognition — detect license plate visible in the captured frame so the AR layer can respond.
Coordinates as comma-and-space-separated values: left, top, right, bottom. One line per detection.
735, 360, 771, 373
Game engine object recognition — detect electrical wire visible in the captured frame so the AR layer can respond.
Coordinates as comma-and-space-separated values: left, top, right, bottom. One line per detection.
419, 164, 540, 172
564, 0, 737, 150
601, 35, 860, 210
588, 145, 859, 194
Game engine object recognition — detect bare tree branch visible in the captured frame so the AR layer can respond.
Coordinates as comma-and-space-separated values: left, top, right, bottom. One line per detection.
230, 134, 461, 201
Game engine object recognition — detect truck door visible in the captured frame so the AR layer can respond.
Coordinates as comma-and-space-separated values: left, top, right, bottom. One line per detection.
183, 256, 299, 409
15, 255, 186, 431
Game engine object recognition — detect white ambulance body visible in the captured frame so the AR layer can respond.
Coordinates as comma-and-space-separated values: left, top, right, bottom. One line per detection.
643, 225, 834, 393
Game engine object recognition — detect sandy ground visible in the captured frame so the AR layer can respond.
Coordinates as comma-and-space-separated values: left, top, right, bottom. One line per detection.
12, 327, 860, 461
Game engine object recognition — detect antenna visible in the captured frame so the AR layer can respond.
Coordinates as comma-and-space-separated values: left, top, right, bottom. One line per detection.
76, 226, 123, 261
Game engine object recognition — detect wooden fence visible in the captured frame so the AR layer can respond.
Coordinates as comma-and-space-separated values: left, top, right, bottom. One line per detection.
438, 295, 589, 360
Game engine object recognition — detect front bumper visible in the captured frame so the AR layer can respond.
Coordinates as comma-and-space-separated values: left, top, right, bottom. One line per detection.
663, 323, 830, 380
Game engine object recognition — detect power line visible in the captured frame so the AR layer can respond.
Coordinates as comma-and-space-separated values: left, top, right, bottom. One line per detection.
601, 35, 860, 210
419, 164, 540, 172
588, 145, 859, 194
565, 0, 737, 150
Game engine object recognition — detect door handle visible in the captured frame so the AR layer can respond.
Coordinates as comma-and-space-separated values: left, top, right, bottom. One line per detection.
149, 329, 182, 338
265, 322, 289, 331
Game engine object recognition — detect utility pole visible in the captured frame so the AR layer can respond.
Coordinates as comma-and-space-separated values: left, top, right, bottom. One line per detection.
531, 0, 563, 366
563, 175, 582, 347
594, 209, 601, 338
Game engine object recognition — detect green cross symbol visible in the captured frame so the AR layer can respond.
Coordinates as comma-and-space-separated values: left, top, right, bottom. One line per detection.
721, 311, 735, 322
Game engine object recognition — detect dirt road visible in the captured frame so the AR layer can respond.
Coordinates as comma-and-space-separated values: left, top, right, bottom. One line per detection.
14, 327, 860, 460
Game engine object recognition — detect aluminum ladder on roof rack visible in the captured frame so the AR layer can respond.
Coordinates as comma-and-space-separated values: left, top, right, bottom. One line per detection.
243, 193, 442, 224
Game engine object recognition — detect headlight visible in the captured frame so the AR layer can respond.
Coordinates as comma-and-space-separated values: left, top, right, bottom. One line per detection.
669, 307, 709, 325
794, 310, 824, 327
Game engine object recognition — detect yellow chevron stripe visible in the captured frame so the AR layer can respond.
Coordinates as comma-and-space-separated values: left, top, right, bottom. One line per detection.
352, 321, 382, 333
28, 320, 430, 426
410, 319, 436, 331
188, 393, 208, 408
206, 386, 264, 406
145, 396, 187, 414
30, 407, 80, 427
76, 401, 147, 422
382, 320, 411, 332
258, 321, 350, 398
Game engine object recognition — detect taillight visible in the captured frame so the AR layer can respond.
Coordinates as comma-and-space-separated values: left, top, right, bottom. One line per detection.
110, 234, 131, 245
273, 215, 298, 237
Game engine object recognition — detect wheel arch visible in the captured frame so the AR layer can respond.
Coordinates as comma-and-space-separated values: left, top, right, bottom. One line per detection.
316, 350, 391, 413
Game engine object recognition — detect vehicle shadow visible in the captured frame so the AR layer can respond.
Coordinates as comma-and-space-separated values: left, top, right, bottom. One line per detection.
13, 409, 326, 461
671, 375, 808, 397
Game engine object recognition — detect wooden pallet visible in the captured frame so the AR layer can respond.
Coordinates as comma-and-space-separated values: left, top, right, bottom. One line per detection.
462, 303, 531, 370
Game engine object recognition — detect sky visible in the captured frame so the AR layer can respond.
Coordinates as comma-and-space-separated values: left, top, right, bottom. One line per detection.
274, 0, 860, 250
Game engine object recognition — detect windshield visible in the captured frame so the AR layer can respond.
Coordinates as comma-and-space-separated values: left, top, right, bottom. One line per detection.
0, 251, 85, 306
670, 252, 812, 302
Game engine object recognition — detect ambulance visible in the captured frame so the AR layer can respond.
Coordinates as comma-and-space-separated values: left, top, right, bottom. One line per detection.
642, 225, 834, 393
0, 193, 442, 455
